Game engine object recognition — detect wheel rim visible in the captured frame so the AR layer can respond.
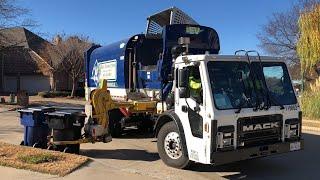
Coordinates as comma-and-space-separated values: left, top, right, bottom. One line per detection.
164, 132, 182, 159
32, 143, 39, 148
63, 147, 70, 153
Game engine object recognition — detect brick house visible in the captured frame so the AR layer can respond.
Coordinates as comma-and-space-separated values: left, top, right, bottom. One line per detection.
0, 27, 74, 94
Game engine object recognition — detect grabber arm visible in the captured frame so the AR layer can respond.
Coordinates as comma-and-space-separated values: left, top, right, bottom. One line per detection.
90, 79, 115, 131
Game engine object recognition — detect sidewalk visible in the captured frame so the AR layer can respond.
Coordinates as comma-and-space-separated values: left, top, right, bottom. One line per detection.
0, 161, 157, 180
0, 107, 10, 113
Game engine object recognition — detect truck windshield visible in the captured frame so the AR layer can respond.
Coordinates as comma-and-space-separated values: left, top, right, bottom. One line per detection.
208, 61, 254, 110
208, 61, 297, 110
251, 62, 297, 106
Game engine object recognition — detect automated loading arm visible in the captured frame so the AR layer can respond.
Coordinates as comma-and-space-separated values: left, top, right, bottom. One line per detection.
84, 80, 158, 142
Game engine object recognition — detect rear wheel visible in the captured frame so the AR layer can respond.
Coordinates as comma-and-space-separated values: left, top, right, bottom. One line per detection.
109, 109, 124, 137
157, 121, 190, 169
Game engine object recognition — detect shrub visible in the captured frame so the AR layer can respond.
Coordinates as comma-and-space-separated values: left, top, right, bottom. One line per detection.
301, 91, 320, 120
38, 91, 71, 98
54, 91, 70, 97
38, 91, 51, 98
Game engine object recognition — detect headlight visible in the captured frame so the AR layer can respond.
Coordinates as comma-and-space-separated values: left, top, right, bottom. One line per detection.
285, 119, 300, 139
217, 126, 234, 150
288, 129, 298, 136
222, 138, 233, 146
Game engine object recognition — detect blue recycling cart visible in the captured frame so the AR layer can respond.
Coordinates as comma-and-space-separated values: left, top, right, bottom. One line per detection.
19, 107, 55, 148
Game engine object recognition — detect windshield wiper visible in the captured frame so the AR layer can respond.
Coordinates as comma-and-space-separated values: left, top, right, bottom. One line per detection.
246, 50, 273, 111
235, 74, 254, 113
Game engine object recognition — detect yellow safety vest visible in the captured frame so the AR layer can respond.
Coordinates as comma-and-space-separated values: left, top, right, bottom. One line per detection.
189, 77, 201, 97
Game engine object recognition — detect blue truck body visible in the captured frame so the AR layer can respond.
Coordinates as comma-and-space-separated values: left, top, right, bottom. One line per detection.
85, 24, 220, 101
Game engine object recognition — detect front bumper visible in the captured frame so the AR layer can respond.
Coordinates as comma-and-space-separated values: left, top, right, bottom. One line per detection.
211, 139, 304, 166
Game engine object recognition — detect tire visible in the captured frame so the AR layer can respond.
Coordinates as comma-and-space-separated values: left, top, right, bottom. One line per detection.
157, 121, 190, 169
71, 144, 80, 154
63, 147, 71, 153
63, 144, 80, 154
56, 145, 66, 152
32, 142, 41, 148
109, 109, 124, 137
111, 122, 122, 137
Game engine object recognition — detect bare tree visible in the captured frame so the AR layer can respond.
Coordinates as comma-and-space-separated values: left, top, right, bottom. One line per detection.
257, 0, 318, 79
39, 37, 63, 91
47, 35, 91, 97
0, 0, 36, 28
0, 0, 37, 50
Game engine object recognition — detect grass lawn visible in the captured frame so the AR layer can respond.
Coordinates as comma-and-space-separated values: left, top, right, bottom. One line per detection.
0, 142, 89, 176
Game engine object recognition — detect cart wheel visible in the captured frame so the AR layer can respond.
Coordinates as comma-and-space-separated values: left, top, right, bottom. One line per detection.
63, 147, 70, 153
20, 141, 24, 146
33, 143, 41, 148
109, 109, 124, 137
72, 144, 80, 154
47, 145, 54, 150
103, 135, 112, 143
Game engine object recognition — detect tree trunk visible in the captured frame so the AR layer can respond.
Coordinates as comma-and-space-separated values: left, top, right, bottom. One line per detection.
50, 72, 57, 92
71, 77, 77, 97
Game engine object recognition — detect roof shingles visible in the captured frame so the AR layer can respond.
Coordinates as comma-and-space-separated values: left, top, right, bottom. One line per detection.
0, 27, 54, 76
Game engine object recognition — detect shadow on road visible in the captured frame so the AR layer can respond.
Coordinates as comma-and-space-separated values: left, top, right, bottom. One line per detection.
81, 149, 160, 162
188, 132, 320, 180
118, 128, 154, 139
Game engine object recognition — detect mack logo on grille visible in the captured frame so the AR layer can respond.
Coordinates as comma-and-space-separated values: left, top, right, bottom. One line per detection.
242, 122, 280, 132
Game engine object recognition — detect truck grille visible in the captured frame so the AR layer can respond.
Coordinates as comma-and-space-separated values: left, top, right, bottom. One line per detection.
237, 115, 282, 148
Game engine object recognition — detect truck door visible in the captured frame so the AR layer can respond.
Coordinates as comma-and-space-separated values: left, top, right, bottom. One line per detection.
175, 64, 209, 164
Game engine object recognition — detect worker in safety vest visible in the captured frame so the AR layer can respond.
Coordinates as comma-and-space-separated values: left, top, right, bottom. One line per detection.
189, 69, 202, 103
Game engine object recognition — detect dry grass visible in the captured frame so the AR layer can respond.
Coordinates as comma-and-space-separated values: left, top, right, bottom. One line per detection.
0, 142, 89, 176
301, 91, 320, 121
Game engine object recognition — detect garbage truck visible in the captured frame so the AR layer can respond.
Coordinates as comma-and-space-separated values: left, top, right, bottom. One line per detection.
84, 7, 303, 168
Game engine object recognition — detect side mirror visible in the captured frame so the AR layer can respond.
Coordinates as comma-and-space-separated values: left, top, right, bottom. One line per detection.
179, 87, 190, 98
178, 68, 190, 98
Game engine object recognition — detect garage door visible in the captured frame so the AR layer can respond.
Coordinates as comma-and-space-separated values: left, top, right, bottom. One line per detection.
4, 75, 51, 94
21, 75, 50, 93
3, 76, 17, 93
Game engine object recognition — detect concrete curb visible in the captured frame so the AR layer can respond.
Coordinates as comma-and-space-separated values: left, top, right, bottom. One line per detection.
303, 119, 320, 132
302, 126, 320, 132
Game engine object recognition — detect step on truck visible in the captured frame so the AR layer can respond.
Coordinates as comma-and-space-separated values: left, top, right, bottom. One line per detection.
84, 7, 303, 168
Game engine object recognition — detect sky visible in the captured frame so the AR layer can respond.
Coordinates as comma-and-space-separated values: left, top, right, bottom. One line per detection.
18, 0, 298, 55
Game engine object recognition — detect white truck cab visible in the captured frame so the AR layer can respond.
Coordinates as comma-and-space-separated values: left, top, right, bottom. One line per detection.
155, 54, 303, 168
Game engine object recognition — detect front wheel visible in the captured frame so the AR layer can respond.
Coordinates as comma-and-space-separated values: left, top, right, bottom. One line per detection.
157, 121, 190, 169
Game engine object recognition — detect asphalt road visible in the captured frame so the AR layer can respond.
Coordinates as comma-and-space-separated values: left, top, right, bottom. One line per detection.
0, 109, 319, 180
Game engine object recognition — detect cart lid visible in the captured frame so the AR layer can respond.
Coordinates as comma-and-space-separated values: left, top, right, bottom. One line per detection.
46, 109, 85, 117
18, 106, 55, 113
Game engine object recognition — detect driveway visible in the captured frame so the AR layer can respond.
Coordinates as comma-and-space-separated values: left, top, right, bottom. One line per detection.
0, 107, 319, 180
